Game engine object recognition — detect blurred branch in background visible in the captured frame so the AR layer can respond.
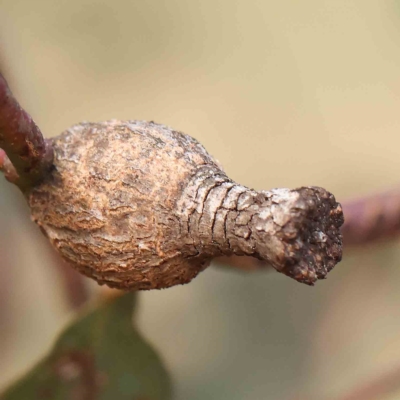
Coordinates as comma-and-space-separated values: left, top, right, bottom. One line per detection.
341, 188, 400, 246
48, 249, 89, 310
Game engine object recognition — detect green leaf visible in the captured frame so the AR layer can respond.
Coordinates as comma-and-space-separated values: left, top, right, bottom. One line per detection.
0, 293, 172, 400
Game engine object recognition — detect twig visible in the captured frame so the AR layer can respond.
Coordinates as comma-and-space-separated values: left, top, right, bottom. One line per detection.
48, 249, 89, 309
0, 72, 53, 192
341, 188, 400, 246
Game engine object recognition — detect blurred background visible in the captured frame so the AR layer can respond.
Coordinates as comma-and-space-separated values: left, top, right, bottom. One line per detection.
1, 1, 400, 399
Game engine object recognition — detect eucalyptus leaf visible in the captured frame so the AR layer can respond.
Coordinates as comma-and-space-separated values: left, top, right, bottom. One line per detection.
0, 292, 172, 400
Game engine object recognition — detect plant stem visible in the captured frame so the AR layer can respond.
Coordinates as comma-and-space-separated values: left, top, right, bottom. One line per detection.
341, 188, 400, 246
0, 72, 53, 192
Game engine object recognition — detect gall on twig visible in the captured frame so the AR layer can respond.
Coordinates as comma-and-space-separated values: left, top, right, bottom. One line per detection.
28, 121, 343, 289
0, 72, 343, 290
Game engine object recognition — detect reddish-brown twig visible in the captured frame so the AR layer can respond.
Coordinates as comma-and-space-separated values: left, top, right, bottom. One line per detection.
49, 249, 89, 309
341, 188, 400, 246
0, 72, 53, 192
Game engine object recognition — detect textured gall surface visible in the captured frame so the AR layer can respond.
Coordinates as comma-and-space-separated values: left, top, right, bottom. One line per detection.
29, 120, 343, 290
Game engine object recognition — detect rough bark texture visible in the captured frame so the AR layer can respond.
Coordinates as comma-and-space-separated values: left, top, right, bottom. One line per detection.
218, 187, 400, 273
29, 120, 343, 290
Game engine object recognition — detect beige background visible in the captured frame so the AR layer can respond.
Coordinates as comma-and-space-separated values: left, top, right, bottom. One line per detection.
1, 1, 400, 399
